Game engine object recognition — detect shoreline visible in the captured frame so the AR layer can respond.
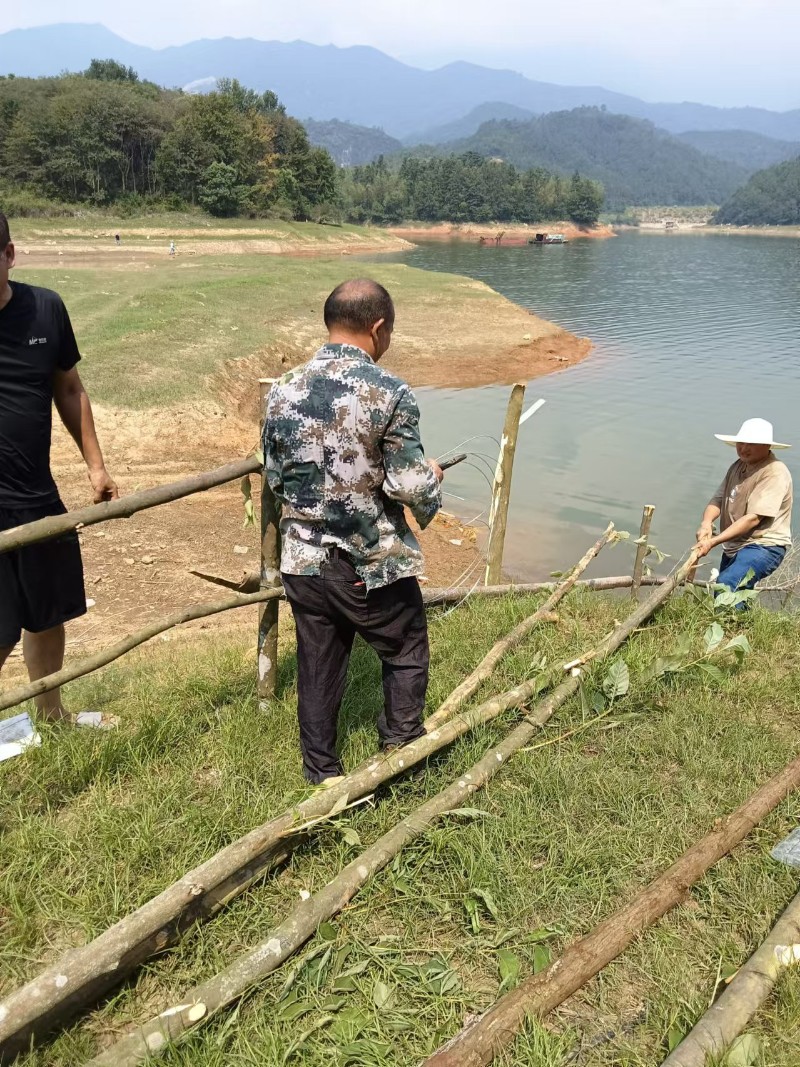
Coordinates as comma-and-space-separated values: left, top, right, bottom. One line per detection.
388, 221, 615, 243
619, 222, 800, 239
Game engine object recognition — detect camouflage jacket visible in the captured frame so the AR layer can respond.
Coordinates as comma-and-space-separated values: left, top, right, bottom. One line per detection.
263, 343, 442, 589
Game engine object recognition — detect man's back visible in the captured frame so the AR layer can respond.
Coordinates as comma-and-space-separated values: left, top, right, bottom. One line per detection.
265, 342, 441, 590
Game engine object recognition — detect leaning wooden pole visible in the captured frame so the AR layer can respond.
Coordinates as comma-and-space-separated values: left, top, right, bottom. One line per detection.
0, 589, 283, 715
0, 457, 261, 555
0, 534, 619, 1057
484, 382, 526, 585
84, 547, 699, 1066
425, 522, 614, 732
257, 379, 280, 706
661, 887, 800, 1067
424, 758, 800, 1066
631, 503, 655, 600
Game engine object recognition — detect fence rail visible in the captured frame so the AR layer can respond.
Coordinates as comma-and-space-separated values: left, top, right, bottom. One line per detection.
0, 456, 261, 555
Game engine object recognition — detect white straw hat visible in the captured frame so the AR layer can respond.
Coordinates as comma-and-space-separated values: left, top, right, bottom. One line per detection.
714, 417, 790, 449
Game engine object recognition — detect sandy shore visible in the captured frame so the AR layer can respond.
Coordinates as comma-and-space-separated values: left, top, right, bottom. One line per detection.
388, 221, 616, 243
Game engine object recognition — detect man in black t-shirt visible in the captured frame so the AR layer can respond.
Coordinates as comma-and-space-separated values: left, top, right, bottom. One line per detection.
0, 212, 118, 722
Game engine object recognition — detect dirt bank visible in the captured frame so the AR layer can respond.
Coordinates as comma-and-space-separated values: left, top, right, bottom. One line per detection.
13, 236, 413, 267
388, 221, 616, 243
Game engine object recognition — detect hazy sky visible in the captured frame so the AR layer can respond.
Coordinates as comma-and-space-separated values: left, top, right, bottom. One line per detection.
6, 1, 799, 109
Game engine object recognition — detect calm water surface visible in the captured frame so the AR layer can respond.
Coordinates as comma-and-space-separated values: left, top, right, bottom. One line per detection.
370, 232, 800, 580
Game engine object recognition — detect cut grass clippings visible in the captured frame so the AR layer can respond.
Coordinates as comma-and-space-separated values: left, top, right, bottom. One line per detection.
2, 587, 800, 1065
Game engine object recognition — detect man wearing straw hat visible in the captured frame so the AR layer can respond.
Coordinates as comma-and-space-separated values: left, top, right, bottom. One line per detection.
696, 417, 792, 593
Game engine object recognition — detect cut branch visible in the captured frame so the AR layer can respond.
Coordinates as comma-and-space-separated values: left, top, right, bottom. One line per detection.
0, 537, 686, 1059
661, 887, 800, 1067
424, 761, 799, 1064
0, 589, 281, 715
0, 456, 261, 555
84, 545, 697, 1066
424, 522, 614, 731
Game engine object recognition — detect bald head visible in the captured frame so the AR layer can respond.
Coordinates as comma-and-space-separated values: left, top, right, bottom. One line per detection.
324, 278, 394, 332
323, 278, 395, 361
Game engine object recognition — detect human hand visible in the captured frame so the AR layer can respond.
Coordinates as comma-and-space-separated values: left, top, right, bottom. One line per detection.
695, 522, 713, 543
428, 459, 444, 483
89, 467, 119, 503
694, 539, 712, 559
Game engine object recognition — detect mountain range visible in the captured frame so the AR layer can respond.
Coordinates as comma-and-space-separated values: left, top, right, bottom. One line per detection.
2, 23, 800, 143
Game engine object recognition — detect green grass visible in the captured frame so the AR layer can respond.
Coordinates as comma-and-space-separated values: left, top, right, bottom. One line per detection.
15, 255, 470, 409
2, 586, 800, 1065
10, 215, 396, 241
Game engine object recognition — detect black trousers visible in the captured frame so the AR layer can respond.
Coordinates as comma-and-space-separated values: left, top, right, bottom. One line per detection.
282, 550, 429, 783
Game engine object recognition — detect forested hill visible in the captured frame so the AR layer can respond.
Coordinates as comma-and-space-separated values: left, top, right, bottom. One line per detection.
676, 130, 800, 174
426, 108, 748, 208
304, 119, 403, 166
713, 158, 800, 225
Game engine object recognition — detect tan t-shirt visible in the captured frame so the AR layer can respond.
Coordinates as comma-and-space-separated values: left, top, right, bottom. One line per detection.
709, 453, 793, 554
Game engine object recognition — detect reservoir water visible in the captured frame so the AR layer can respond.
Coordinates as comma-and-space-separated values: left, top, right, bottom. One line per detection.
374, 232, 800, 581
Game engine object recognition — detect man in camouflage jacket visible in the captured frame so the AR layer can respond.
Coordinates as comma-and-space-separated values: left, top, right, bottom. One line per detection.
264, 278, 443, 783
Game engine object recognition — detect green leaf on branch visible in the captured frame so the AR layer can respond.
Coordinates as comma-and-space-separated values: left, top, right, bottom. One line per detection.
728, 1033, 761, 1066
720, 633, 751, 663
703, 622, 725, 652
532, 944, 551, 973
497, 949, 521, 992
602, 659, 630, 700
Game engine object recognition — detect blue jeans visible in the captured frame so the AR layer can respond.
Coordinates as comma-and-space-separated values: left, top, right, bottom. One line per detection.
718, 544, 786, 594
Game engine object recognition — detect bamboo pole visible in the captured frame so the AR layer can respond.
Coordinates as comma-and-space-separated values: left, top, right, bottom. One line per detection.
0, 589, 283, 716
424, 522, 614, 732
631, 504, 655, 600
424, 758, 800, 1066
257, 379, 280, 706
661, 887, 800, 1067
484, 383, 526, 585
0, 457, 261, 555
0, 539, 684, 1058
84, 547, 699, 1066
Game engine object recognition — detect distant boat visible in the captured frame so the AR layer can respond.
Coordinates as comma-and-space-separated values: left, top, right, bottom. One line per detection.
530, 233, 568, 244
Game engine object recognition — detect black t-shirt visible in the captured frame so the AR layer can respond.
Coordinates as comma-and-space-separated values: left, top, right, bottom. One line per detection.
0, 282, 81, 508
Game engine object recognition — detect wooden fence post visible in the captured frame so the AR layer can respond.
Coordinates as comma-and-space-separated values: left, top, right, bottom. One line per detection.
258, 379, 280, 707
631, 504, 655, 600
484, 383, 526, 586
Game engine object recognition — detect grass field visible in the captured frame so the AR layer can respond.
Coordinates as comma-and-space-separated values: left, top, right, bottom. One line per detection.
10, 214, 405, 245
2, 582, 800, 1066
16, 253, 554, 407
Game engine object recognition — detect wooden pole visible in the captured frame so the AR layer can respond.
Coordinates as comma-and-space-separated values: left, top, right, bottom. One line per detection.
189, 572, 722, 600
83, 546, 700, 1067
631, 504, 655, 600
661, 887, 800, 1067
0, 539, 685, 1059
0, 589, 284, 715
0, 457, 261, 555
484, 383, 526, 586
257, 379, 280, 706
424, 752, 800, 1067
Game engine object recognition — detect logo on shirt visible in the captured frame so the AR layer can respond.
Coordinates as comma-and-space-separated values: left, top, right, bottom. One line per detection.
28, 337, 48, 346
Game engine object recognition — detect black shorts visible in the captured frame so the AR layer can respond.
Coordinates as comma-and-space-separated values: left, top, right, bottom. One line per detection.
0, 501, 86, 647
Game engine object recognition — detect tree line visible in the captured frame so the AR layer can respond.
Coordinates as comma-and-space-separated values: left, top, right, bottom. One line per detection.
0, 62, 337, 219
342, 155, 604, 225
0, 62, 604, 224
